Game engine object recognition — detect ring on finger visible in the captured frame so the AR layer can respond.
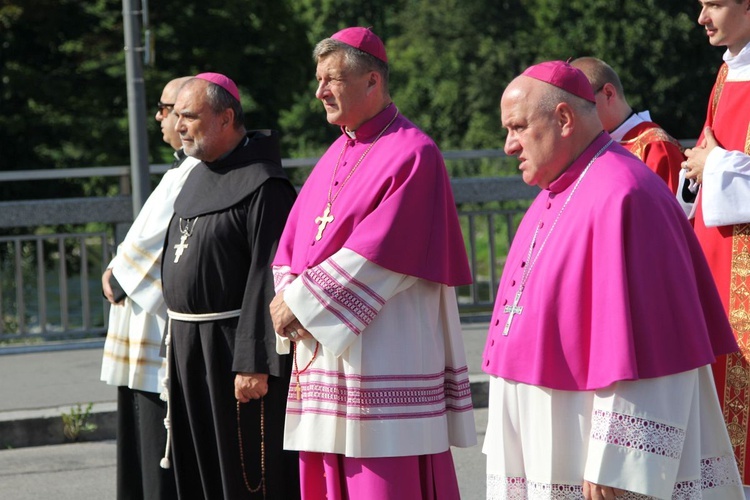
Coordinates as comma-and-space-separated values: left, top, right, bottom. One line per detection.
288, 330, 298, 339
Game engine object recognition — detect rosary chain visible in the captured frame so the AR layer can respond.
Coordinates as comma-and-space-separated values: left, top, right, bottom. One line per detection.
237, 398, 266, 498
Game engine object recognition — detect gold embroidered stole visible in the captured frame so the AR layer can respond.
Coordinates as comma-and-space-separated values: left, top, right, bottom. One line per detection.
621, 126, 683, 159
717, 62, 750, 477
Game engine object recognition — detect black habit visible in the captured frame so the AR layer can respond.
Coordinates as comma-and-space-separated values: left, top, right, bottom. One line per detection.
162, 130, 299, 500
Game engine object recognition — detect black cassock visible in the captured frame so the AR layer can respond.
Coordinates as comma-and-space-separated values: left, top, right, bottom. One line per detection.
162, 130, 299, 500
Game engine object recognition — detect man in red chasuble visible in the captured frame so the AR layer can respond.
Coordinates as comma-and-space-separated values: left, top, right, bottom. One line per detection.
571, 57, 685, 196
683, 0, 750, 492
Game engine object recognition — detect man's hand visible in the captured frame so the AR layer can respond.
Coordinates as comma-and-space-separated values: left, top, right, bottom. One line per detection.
269, 290, 296, 335
683, 126, 720, 185
583, 480, 627, 499
285, 319, 314, 342
234, 373, 269, 403
101, 268, 121, 305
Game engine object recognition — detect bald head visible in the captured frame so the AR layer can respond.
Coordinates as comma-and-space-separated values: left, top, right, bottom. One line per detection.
156, 76, 193, 150
164, 76, 193, 100
500, 75, 602, 189
570, 57, 632, 132
570, 58, 624, 96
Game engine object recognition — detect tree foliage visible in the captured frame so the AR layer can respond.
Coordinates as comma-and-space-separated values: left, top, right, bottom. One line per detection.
0, 0, 727, 202
522, 0, 721, 140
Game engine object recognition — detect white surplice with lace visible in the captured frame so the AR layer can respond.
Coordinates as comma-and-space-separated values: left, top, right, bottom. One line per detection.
484, 366, 743, 499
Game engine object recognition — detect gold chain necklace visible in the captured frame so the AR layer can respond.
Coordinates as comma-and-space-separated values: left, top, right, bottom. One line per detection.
313, 110, 399, 241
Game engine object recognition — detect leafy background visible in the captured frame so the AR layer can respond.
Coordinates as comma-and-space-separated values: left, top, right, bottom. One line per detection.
0, 0, 722, 201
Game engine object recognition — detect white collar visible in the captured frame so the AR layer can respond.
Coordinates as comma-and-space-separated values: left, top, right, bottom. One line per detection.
724, 42, 750, 80
609, 110, 652, 142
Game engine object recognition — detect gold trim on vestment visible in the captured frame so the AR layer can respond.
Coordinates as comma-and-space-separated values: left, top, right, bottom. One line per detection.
120, 240, 162, 289
712, 64, 729, 122
722, 101, 750, 479
726, 224, 750, 477
620, 127, 683, 159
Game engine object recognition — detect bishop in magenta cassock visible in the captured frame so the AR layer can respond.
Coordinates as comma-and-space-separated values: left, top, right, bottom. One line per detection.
269, 27, 477, 499
483, 60, 743, 499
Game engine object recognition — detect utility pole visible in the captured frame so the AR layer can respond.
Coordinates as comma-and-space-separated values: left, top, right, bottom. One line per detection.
122, 0, 149, 218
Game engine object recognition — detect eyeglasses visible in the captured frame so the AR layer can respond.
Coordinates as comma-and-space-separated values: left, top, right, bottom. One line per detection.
593, 84, 605, 94
157, 101, 175, 114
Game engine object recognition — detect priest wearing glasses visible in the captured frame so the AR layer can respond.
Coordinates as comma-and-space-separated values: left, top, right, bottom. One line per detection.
269, 27, 477, 499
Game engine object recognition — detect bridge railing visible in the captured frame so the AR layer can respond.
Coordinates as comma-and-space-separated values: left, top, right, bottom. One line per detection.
3, 141, 694, 348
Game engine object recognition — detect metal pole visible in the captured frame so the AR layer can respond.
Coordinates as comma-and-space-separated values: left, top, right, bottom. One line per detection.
122, 0, 150, 217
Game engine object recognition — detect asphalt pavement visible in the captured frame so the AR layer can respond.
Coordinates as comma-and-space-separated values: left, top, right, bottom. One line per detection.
0, 322, 491, 499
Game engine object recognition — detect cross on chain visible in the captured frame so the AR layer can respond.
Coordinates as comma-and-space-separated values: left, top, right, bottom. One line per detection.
314, 204, 335, 241
502, 287, 524, 336
173, 234, 189, 263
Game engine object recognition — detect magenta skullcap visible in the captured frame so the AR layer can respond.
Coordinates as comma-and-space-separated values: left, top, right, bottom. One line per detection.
331, 27, 387, 63
195, 72, 241, 102
522, 60, 596, 103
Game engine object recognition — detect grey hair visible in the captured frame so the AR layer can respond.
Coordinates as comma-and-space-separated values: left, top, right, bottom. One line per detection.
203, 81, 245, 130
537, 85, 597, 118
313, 38, 389, 92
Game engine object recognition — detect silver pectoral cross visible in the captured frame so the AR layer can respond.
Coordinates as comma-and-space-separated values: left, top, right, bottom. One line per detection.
173, 234, 189, 263
502, 287, 524, 336
314, 204, 335, 241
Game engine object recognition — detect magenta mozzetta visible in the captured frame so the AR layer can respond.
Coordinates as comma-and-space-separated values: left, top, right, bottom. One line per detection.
273, 103, 471, 287
482, 132, 736, 390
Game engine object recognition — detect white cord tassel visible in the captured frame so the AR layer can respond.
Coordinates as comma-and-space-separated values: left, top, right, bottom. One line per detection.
160, 318, 173, 469
160, 372, 169, 402
159, 308, 241, 470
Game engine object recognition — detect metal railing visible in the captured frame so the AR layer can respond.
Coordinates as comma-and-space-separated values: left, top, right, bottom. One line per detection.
0, 193, 528, 345
5, 144, 655, 345
0, 233, 112, 342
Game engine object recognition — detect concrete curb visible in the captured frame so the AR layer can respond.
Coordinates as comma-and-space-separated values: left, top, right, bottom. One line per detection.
0, 403, 117, 449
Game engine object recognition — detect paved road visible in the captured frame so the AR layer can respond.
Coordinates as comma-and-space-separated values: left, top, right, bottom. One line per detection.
0, 408, 488, 500
0, 322, 491, 499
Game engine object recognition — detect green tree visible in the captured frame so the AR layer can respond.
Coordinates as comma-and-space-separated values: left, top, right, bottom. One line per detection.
522, 0, 722, 139
0, 0, 311, 201
143, 0, 310, 159
0, 0, 128, 201
0, 0, 730, 198
277, 0, 404, 158
389, 0, 535, 151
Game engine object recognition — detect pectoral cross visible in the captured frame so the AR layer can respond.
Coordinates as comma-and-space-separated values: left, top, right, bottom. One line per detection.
502, 287, 524, 336
173, 234, 189, 263
295, 382, 302, 400
314, 204, 335, 241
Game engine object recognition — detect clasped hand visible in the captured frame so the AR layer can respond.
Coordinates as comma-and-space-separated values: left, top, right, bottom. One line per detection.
234, 372, 268, 402
269, 290, 313, 341
683, 126, 721, 186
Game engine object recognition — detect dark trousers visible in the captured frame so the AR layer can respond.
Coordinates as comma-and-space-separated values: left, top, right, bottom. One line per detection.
117, 386, 178, 500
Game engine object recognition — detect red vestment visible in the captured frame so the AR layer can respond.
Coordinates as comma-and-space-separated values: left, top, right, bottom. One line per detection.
620, 121, 684, 194
695, 62, 750, 484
